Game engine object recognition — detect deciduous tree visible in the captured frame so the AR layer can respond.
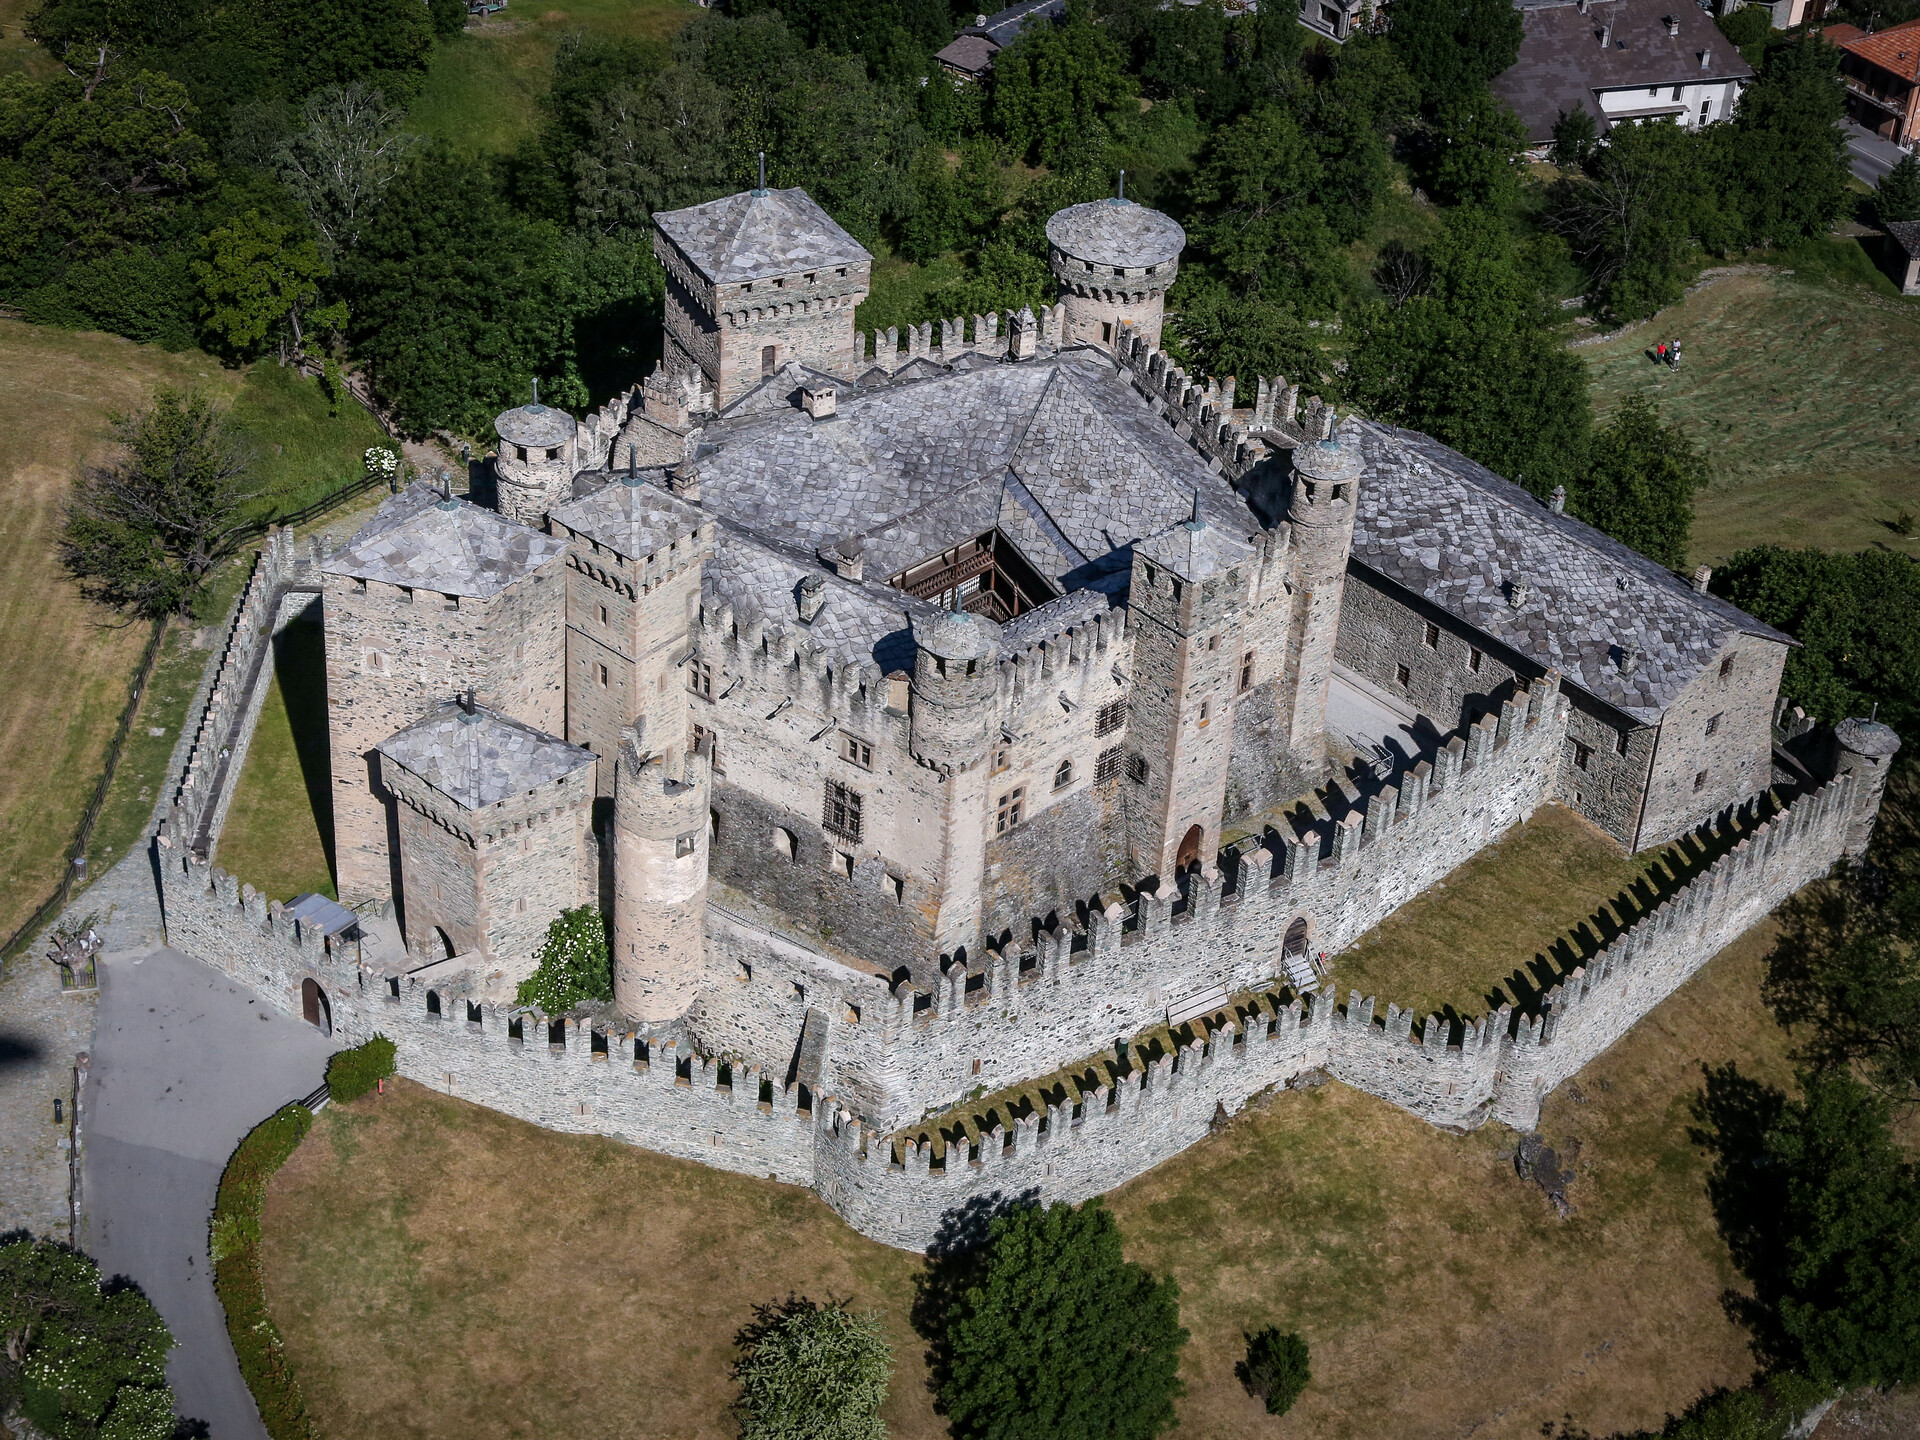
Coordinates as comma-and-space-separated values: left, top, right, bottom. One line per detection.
1384, 0, 1523, 114
1571, 394, 1707, 568
274, 82, 421, 259
516, 906, 612, 1014
193, 209, 345, 360
990, 2, 1134, 170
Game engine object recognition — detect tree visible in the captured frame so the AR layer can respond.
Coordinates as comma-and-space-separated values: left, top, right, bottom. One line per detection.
1716, 3, 1773, 67
274, 82, 422, 260
1383, 0, 1523, 114
1310, 33, 1418, 243
1427, 86, 1527, 209
1876, 151, 1920, 224
0, 1234, 177, 1440
1692, 1064, 1920, 1385
938, 1199, 1188, 1440
193, 210, 345, 360
1188, 103, 1336, 302
516, 906, 612, 1014
1163, 277, 1323, 390
1710, 547, 1920, 737
1724, 34, 1850, 247
1571, 394, 1708, 568
1549, 102, 1596, 171
573, 66, 731, 237
731, 1296, 893, 1440
989, 3, 1134, 169
1236, 1327, 1310, 1416
61, 388, 266, 619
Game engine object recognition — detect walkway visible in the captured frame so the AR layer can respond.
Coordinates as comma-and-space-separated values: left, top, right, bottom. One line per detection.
83, 944, 336, 1440
1844, 118, 1910, 187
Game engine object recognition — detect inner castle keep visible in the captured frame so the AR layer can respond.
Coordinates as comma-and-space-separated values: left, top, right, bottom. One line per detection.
152, 180, 1899, 1248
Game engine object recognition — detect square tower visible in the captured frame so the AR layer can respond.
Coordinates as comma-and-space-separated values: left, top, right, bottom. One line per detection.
652, 187, 872, 410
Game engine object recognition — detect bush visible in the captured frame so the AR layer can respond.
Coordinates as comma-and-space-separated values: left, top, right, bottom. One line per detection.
1237, 1326, 1310, 1416
731, 1296, 893, 1440
209, 1104, 317, 1439
0, 1234, 177, 1440
517, 907, 612, 1015
325, 1033, 396, 1103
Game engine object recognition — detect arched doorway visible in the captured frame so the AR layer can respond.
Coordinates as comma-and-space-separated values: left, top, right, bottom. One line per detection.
1283, 917, 1309, 958
1176, 824, 1205, 872
434, 926, 456, 958
300, 978, 331, 1036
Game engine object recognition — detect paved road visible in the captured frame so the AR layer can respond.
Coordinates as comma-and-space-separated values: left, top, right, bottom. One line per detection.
84, 945, 336, 1440
1844, 119, 1909, 187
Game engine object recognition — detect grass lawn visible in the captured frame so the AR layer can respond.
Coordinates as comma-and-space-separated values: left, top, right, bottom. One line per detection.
1582, 260, 1920, 566
261, 918, 1793, 1440
236, 364, 392, 520
215, 621, 337, 902
408, 0, 701, 157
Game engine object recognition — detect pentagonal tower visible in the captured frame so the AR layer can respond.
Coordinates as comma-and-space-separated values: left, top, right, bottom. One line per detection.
1046, 188, 1185, 352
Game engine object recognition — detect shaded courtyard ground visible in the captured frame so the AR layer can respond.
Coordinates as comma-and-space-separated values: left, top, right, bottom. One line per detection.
259, 916, 1792, 1440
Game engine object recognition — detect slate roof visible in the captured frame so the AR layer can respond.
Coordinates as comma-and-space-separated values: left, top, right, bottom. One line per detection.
965, 0, 1063, 48
1136, 512, 1256, 582
689, 349, 1250, 595
935, 33, 1000, 74
496, 403, 577, 447
653, 188, 871, 286
1345, 420, 1792, 724
1045, 199, 1186, 269
324, 484, 567, 598
549, 476, 706, 562
377, 702, 595, 812
1491, 0, 1754, 142
1885, 219, 1920, 259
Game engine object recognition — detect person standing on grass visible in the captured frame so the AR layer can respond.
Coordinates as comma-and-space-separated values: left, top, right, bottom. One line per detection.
1657, 341, 1668, 365
1671, 340, 1682, 369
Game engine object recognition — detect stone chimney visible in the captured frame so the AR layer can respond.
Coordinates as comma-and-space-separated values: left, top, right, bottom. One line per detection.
1507, 579, 1530, 609
1550, 485, 1566, 515
797, 574, 828, 623
1010, 306, 1038, 361
1692, 565, 1712, 593
802, 383, 837, 420
819, 537, 864, 581
670, 463, 701, 502
1666, 14, 1680, 36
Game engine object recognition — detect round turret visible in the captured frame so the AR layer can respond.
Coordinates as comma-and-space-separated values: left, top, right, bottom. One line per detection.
611, 735, 710, 1022
1288, 427, 1361, 568
1835, 716, 1900, 856
908, 608, 1000, 771
1046, 197, 1185, 352
494, 402, 580, 528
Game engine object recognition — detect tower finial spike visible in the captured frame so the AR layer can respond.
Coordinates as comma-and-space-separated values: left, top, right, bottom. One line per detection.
531, 377, 538, 406
756, 151, 767, 193
1117, 169, 1126, 202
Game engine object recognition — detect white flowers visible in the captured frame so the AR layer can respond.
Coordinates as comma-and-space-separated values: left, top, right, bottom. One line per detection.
364, 446, 399, 478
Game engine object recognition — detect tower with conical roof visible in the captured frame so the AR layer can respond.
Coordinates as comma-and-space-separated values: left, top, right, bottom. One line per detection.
652, 183, 873, 410
1046, 180, 1185, 352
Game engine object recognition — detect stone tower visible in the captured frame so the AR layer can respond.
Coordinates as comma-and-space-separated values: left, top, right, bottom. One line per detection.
612, 731, 710, 1022
495, 400, 582, 528
652, 186, 873, 411
1277, 423, 1362, 758
908, 606, 1001, 960
1046, 190, 1185, 352
1834, 716, 1901, 855
1125, 503, 1255, 878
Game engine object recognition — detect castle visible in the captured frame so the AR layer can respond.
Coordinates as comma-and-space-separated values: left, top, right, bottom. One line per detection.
154, 182, 1897, 1250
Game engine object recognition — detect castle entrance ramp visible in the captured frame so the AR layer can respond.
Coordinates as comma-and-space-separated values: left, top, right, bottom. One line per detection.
1328, 665, 1431, 773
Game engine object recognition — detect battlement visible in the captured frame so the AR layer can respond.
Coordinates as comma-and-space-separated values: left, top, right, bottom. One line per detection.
859, 303, 1070, 376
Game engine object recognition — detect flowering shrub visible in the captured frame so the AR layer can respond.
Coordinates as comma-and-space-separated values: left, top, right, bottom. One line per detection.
516, 906, 612, 1014
363, 445, 398, 479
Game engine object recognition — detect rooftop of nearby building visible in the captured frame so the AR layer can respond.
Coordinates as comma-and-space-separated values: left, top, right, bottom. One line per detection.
1491, 0, 1755, 141
1346, 419, 1794, 723
1826, 16, 1920, 79
963, 0, 1063, 48
323, 483, 568, 598
652, 187, 872, 285
1885, 218, 1920, 258
377, 700, 595, 811
1045, 198, 1186, 269
550, 474, 707, 563
934, 33, 1000, 75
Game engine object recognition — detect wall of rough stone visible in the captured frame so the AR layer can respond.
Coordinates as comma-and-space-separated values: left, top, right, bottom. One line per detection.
1635, 637, 1786, 853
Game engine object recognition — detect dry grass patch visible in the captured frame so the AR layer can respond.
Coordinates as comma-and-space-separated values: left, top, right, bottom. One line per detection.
261, 918, 1795, 1440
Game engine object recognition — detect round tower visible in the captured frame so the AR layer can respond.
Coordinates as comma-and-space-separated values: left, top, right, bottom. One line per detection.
1833, 716, 1900, 857
494, 401, 579, 528
1281, 423, 1363, 758
1045, 191, 1185, 352
908, 608, 1000, 772
612, 731, 710, 1022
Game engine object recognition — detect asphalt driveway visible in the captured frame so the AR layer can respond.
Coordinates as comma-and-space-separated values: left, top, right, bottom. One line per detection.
83, 945, 336, 1440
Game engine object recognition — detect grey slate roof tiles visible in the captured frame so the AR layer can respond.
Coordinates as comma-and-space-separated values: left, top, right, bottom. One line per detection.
377, 702, 595, 812
1045, 198, 1187, 269
653, 188, 872, 285
324, 484, 567, 598
495, 403, 578, 447
549, 476, 706, 563
1347, 419, 1791, 723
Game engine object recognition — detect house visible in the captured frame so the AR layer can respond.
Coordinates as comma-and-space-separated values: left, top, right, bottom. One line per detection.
1492, 0, 1755, 145
1882, 219, 1920, 293
1824, 18, 1920, 145
934, 0, 1064, 81
1298, 0, 1379, 43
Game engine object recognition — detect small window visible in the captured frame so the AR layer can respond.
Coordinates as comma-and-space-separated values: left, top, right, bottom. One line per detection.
761, 344, 778, 375
1395, 664, 1411, 687
467, 1000, 482, 1023
1101, 321, 1113, 343
1469, 648, 1483, 674
1206, 634, 1221, 652
991, 745, 1011, 774
1672, 84, 1683, 100
823, 780, 863, 841
598, 663, 610, 687
772, 827, 796, 859
442, 593, 459, 611
545, 448, 559, 462
1095, 699, 1129, 736
996, 787, 1025, 834
1720, 653, 1736, 679
516, 445, 528, 462
599, 603, 609, 625
840, 734, 873, 769
888, 873, 905, 903
791, 981, 805, 1001
426, 990, 441, 1016
1705, 712, 1722, 737
1170, 578, 1183, 602
1616, 728, 1631, 756
836, 267, 847, 277
834, 851, 854, 878
689, 660, 714, 698
1127, 754, 1150, 784
1239, 651, 1255, 692
1095, 745, 1123, 782
1198, 701, 1211, 726
1694, 769, 1709, 792
1143, 562, 1158, 588
1423, 621, 1440, 649
692, 723, 720, 773
1573, 741, 1592, 771
972, 1058, 982, 1075
676, 832, 697, 858
398, 586, 414, 604
1054, 758, 1074, 791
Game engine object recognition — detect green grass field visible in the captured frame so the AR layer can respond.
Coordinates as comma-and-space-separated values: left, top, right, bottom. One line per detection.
1583, 256, 1920, 565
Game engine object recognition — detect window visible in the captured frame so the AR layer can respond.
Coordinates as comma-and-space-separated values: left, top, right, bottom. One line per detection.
599, 603, 608, 625
834, 851, 854, 878
1720, 653, 1736, 679
442, 593, 459, 611
1573, 741, 1592, 771
1170, 577, 1183, 601
1144, 562, 1158, 588
689, 660, 713, 698
1694, 769, 1709, 792
1705, 712, 1722, 737
1096, 745, 1123, 782
1095, 699, 1129, 736
761, 344, 778, 375
1198, 701, 1211, 726
1240, 651, 1255, 692
1699, 99, 1711, 124
972, 1058, 982, 1075
991, 745, 1011, 774
1101, 322, 1113, 343
467, 1000, 483, 1023
1395, 664, 1411, 687
1469, 648, 1483, 674
840, 734, 873, 769
1054, 758, 1074, 790
1127, 754, 1150, 784
1206, 634, 1221, 652
772, 827, 796, 859
597, 663, 610, 688
823, 780, 863, 841
692, 723, 720, 773
515, 445, 528, 461
1671, 84, 1683, 100
1423, 621, 1440, 649
1616, 728, 1631, 756
516, 896, 527, 912
398, 586, 414, 604
675, 832, 696, 858
996, 787, 1025, 834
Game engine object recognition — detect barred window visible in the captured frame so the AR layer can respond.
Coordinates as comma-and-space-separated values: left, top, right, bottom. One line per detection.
996, 787, 1025, 834
1705, 712, 1722, 737
1239, 651, 1255, 692
691, 723, 721, 774
1469, 648, 1484, 673
1094, 699, 1129, 736
1573, 741, 1592, 771
1423, 622, 1439, 648
1395, 664, 1410, 687
823, 781, 863, 840
1126, 754, 1149, 784
1720, 653, 1736, 679
1095, 746, 1123, 782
